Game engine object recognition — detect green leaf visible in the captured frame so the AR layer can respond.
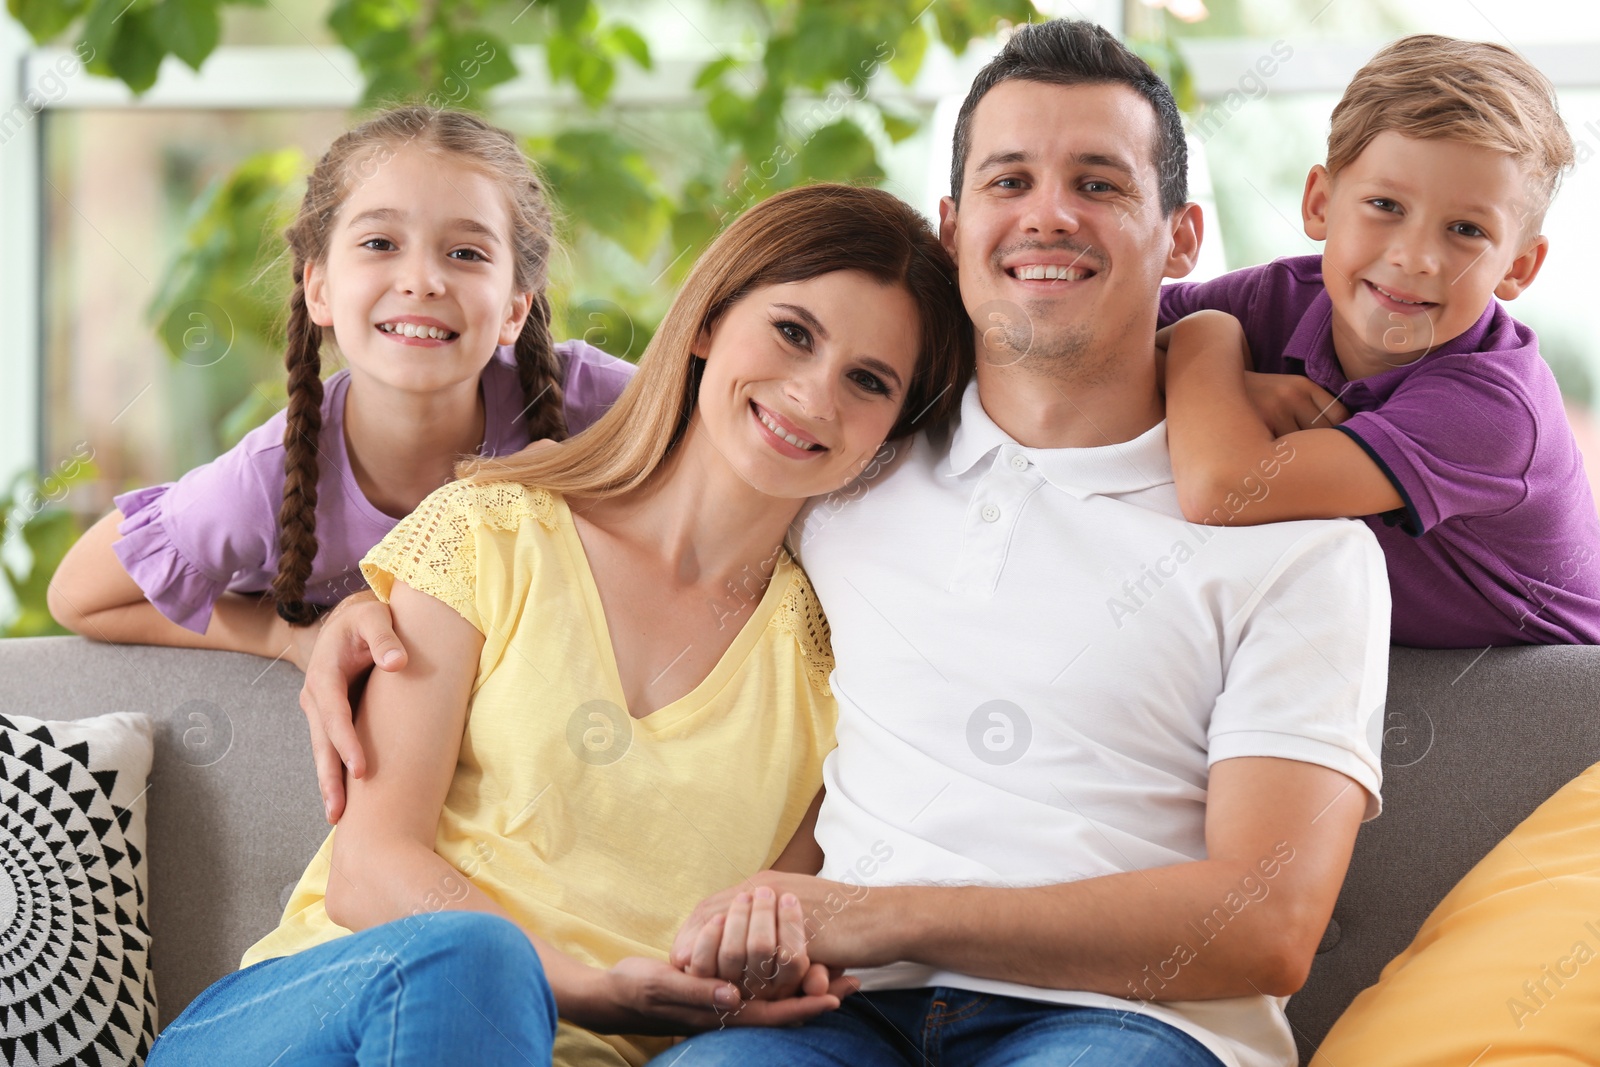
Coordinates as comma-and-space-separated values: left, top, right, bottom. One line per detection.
152, 0, 219, 71
605, 24, 651, 71
8, 0, 90, 43
552, 0, 594, 33
878, 105, 921, 144
220, 380, 286, 449
437, 30, 517, 106
888, 20, 928, 85
795, 120, 883, 183
361, 62, 422, 108
693, 55, 737, 91
536, 128, 669, 260
328, 0, 415, 41
669, 207, 720, 276
106, 8, 166, 94
147, 147, 304, 354
80, 0, 137, 81
705, 85, 750, 140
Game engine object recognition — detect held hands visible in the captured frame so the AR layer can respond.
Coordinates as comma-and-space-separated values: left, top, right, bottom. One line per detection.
574, 886, 853, 1034
578, 952, 842, 1035
671, 875, 861, 1018
681, 887, 832, 1002
297, 590, 408, 823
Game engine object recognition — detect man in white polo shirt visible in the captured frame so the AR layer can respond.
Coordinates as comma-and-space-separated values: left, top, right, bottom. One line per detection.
298, 17, 1387, 1067
663, 18, 1387, 1067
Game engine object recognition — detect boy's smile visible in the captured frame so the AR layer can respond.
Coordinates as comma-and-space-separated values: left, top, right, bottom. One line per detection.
1303, 130, 1548, 381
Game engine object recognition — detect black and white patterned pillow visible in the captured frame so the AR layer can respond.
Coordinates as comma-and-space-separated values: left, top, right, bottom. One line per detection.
0, 712, 156, 1066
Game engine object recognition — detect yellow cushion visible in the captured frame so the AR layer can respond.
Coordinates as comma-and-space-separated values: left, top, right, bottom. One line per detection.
1314, 761, 1600, 1065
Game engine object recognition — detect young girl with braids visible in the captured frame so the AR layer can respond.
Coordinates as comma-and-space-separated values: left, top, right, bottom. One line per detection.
50, 107, 633, 669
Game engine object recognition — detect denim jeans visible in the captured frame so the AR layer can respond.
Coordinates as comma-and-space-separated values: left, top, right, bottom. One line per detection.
147, 911, 557, 1067
655, 987, 1225, 1067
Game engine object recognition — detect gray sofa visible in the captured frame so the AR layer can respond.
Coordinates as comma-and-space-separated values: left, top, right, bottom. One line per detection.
4, 636, 1598, 1063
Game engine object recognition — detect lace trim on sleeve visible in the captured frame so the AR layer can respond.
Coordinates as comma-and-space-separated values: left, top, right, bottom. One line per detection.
359, 480, 555, 628
772, 564, 835, 697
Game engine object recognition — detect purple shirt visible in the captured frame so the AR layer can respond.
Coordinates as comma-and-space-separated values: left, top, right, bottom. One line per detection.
1159, 255, 1600, 647
113, 340, 635, 633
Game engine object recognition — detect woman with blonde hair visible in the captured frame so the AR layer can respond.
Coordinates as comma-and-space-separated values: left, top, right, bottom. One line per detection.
147, 180, 971, 1066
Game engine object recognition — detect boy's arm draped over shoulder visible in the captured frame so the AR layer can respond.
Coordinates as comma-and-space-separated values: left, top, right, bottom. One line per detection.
1166, 311, 1403, 525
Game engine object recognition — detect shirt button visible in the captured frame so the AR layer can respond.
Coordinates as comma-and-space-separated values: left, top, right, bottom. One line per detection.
982, 504, 1001, 523
1010, 454, 1029, 472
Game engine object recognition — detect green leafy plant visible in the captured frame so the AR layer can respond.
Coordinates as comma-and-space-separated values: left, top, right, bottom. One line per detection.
11, 0, 1040, 435
0, 450, 98, 637
5, 0, 1037, 632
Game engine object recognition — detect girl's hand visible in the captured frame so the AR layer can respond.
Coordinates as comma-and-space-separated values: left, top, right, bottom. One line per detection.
298, 591, 409, 823
573, 955, 842, 1035
681, 889, 830, 1002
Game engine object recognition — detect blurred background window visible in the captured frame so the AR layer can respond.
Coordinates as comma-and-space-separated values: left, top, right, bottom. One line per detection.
3, 0, 1598, 631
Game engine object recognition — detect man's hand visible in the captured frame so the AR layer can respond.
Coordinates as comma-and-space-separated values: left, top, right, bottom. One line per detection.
298, 591, 408, 823
673, 872, 875, 975
678, 887, 836, 1002
1243, 373, 1350, 435
281, 613, 326, 675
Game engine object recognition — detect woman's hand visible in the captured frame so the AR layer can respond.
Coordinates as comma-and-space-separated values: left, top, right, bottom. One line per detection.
298, 591, 410, 823
568, 954, 843, 1035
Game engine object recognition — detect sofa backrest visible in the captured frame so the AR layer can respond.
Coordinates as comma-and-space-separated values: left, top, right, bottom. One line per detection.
0, 637, 325, 1027
3, 637, 1598, 1063
1287, 645, 1600, 1062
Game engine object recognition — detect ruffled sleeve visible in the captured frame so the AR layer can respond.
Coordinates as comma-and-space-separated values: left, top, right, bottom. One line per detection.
112, 437, 279, 635
360, 479, 553, 634
111, 484, 227, 634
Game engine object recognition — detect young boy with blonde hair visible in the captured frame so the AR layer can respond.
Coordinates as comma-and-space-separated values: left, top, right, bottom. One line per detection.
1160, 34, 1600, 647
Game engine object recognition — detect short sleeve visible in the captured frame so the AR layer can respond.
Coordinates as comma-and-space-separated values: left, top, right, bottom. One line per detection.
1158, 268, 1260, 328
771, 566, 836, 696
360, 479, 552, 634
1207, 522, 1390, 818
112, 448, 278, 634
557, 338, 637, 435
1338, 363, 1536, 535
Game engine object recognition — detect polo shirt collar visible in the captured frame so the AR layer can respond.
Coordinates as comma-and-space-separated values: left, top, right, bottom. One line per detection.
944, 381, 1173, 499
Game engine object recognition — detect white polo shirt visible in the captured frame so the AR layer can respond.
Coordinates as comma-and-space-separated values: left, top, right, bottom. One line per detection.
796, 382, 1389, 1067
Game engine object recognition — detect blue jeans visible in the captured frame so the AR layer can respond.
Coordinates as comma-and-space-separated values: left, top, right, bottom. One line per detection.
148, 911, 557, 1067
655, 987, 1224, 1067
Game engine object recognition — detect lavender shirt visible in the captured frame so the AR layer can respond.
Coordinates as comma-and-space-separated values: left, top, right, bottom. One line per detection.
114, 340, 635, 633
1160, 255, 1600, 647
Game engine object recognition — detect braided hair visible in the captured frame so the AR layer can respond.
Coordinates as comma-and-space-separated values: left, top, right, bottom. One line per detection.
270, 106, 562, 625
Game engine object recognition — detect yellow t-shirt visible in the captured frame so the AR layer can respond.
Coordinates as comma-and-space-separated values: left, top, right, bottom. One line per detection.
241, 480, 838, 1066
